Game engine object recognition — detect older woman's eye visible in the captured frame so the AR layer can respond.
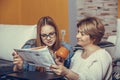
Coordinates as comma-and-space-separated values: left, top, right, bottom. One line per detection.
81, 33, 84, 35
81, 32, 85, 36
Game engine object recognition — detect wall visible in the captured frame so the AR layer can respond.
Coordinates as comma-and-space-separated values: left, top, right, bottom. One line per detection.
77, 0, 118, 39
0, 0, 69, 42
0, 0, 21, 24
68, 0, 77, 46
118, 0, 120, 18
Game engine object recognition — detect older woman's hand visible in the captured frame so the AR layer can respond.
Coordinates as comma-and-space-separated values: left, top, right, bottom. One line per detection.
12, 51, 23, 71
50, 58, 69, 76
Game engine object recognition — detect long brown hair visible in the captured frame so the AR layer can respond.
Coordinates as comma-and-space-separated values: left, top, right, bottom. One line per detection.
36, 16, 61, 51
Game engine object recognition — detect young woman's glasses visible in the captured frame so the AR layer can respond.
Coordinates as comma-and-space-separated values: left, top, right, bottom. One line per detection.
40, 32, 56, 39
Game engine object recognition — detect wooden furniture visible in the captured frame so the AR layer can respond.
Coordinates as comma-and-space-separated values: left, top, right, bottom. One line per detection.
6, 71, 63, 80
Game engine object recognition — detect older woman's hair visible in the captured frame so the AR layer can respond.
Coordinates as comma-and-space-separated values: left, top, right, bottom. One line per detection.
36, 16, 61, 51
77, 17, 105, 44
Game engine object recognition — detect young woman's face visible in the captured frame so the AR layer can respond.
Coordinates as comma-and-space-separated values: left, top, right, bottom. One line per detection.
40, 25, 56, 47
76, 27, 93, 47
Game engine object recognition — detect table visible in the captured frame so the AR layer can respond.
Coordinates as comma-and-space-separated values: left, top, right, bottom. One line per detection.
6, 71, 63, 80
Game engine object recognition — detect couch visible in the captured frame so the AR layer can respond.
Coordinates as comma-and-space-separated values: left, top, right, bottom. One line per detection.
0, 24, 36, 78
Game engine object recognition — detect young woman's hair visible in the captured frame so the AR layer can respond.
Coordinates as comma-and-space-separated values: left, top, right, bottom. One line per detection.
36, 16, 61, 51
77, 17, 105, 44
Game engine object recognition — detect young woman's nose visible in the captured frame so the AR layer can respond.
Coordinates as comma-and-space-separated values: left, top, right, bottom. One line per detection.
46, 36, 51, 40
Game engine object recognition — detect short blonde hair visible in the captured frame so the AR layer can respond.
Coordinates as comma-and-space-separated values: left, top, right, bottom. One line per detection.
77, 17, 105, 44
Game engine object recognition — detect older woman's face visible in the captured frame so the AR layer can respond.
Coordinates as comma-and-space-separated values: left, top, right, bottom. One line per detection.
76, 27, 93, 47
40, 25, 56, 47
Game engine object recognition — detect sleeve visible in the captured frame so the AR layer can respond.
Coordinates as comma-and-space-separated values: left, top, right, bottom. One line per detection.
21, 39, 36, 49
21, 39, 37, 71
61, 41, 74, 68
22, 61, 36, 71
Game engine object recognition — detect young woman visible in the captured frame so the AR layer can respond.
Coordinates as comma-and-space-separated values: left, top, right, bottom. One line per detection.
50, 17, 112, 80
13, 16, 74, 72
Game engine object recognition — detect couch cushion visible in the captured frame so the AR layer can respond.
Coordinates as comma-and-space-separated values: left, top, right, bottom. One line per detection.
0, 24, 36, 61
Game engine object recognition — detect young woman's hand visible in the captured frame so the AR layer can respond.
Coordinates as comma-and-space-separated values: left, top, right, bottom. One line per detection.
12, 51, 23, 71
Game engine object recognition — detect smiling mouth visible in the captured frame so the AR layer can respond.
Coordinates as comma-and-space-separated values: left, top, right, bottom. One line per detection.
47, 41, 53, 44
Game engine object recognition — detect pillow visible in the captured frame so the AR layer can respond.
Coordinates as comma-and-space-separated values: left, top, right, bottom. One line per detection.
0, 24, 36, 61
114, 19, 120, 59
107, 35, 116, 45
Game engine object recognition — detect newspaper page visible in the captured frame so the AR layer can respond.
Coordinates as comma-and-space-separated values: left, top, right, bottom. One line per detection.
14, 46, 55, 70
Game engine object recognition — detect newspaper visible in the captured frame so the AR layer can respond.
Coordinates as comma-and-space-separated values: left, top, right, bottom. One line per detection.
14, 46, 55, 70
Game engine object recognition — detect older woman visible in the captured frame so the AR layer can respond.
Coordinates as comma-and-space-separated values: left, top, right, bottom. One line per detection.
51, 17, 112, 80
